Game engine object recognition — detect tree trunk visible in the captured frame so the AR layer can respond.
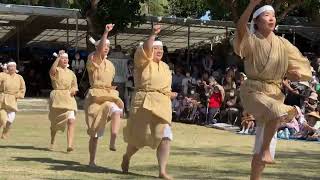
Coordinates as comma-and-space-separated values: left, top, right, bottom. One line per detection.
84, 0, 102, 51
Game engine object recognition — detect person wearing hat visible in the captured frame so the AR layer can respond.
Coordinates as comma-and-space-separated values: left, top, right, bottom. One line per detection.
234, 0, 312, 179
293, 112, 320, 141
48, 50, 78, 152
84, 24, 124, 167
122, 24, 177, 179
304, 92, 318, 114
0, 61, 25, 139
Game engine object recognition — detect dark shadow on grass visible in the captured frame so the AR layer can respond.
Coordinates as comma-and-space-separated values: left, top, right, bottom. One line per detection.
169, 146, 319, 179
133, 164, 249, 180
0, 145, 51, 151
13, 157, 156, 178
171, 146, 251, 159
13, 157, 81, 166
263, 171, 319, 180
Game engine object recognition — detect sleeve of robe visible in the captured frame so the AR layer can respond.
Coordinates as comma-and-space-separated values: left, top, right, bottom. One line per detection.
17, 76, 26, 99
70, 72, 78, 93
233, 28, 254, 59
87, 54, 100, 72
134, 46, 152, 68
281, 38, 312, 82
49, 69, 57, 80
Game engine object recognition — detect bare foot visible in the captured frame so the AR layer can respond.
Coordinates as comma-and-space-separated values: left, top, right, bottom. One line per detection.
261, 150, 275, 164
67, 147, 74, 153
159, 173, 173, 180
1, 134, 6, 139
109, 146, 116, 151
121, 155, 129, 173
88, 162, 97, 167
109, 136, 116, 151
48, 144, 54, 151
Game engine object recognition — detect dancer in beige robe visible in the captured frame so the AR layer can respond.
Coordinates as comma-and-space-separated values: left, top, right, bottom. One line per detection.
49, 51, 78, 152
85, 24, 124, 167
0, 61, 25, 139
234, 1, 311, 179
121, 25, 177, 180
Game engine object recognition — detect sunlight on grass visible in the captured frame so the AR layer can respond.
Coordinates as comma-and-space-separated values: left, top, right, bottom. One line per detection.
0, 112, 319, 179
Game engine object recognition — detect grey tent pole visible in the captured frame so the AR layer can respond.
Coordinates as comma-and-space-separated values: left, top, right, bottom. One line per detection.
75, 13, 79, 51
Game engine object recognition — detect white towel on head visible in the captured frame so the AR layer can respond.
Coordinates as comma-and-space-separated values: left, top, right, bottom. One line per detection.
250, 5, 275, 33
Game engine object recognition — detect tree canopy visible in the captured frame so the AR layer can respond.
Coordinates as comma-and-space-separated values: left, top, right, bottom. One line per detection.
167, 0, 320, 24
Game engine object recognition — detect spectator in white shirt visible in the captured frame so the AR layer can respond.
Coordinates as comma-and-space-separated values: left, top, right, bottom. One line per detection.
71, 52, 85, 79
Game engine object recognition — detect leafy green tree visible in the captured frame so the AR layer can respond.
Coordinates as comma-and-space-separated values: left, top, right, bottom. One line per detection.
167, 0, 208, 18
141, 0, 169, 16
167, 0, 320, 23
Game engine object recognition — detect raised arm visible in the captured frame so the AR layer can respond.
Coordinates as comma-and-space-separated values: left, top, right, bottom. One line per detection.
143, 24, 161, 58
50, 57, 60, 77
93, 24, 114, 64
236, 0, 261, 43
50, 50, 64, 76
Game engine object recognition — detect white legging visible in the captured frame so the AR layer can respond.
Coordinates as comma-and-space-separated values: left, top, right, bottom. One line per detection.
253, 122, 277, 159
7, 112, 16, 123
94, 103, 123, 138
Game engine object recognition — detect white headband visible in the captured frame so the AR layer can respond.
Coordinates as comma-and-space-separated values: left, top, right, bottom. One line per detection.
7, 61, 16, 66
60, 53, 68, 58
250, 5, 275, 33
153, 40, 163, 47
94, 39, 110, 46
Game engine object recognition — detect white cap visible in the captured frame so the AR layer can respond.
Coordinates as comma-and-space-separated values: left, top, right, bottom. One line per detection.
250, 5, 275, 33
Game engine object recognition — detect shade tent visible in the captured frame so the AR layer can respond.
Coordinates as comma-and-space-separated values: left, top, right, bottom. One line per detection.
0, 3, 319, 58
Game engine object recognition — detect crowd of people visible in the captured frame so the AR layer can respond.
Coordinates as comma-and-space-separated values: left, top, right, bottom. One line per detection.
0, 1, 319, 179
1, 42, 319, 143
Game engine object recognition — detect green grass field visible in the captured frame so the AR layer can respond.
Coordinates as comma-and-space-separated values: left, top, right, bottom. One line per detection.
0, 111, 319, 180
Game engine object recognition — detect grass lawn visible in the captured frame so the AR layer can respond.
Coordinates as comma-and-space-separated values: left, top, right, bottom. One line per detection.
0, 111, 319, 180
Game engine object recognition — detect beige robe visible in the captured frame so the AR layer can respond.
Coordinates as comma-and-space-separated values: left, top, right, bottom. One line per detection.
84, 55, 124, 137
49, 67, 78, 132
0, 72, 25, 125
123, 47, 172, 149
234, 30, 311, 123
